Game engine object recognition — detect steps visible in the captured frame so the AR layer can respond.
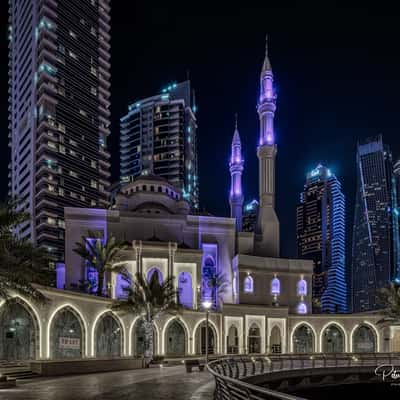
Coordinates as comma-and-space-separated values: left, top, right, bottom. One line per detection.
0, 361, 40, 382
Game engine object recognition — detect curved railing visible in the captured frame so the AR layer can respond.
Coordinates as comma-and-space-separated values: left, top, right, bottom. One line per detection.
207, 353, 400, 400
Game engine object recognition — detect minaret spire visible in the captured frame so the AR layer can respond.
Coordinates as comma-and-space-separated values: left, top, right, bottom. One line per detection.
254, 35, 280, 257
229, 114, 244, 231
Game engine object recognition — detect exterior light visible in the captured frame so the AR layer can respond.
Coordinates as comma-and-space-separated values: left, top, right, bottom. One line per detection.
202, 300, 212, 310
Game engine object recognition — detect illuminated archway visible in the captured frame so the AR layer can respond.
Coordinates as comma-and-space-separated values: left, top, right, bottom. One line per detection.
94, 312, 123, 357
352, 324, 376, 353
0, 298, 39, 361
49, 305, 86, 359
226, 325, 239, 354
248, 323, 261, 354
292, 323, 315, 353
164, 319, 187, 356
321, 324, 345, 353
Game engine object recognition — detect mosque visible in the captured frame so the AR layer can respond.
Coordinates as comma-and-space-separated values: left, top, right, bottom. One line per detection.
1, 39, 398, 363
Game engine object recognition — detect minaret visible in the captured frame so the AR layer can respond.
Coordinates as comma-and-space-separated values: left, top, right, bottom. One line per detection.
254, 35, 280, 257
229, 114, 244, 231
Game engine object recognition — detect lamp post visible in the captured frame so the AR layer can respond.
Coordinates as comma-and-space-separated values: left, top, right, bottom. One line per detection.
202, 300, 212, 364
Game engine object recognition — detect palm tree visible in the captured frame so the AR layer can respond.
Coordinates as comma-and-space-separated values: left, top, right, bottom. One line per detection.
112, 272, 179, 366
378, 282, 400, 321
0, 199, 52, 303
73, 230, 127, 297
207, 271, 230, 309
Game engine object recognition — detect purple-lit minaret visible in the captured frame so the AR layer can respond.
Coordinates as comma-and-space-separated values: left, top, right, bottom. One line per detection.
229, 115, 244, 231
254, 36, 280, 257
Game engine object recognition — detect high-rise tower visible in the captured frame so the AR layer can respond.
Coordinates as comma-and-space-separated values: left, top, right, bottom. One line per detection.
352, 136, 400, 312
254, 36, 280, 257
120, 81, 198, 209
297, 164, 347, 313
229, 116, 244, 231
8, 0, 111, 262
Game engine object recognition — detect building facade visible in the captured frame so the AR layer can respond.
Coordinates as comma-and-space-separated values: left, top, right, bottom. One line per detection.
2, 38, 396, 364
120, 81, 198, 209
296, 164, 347, 313
8, 0, 111, 261
352, 136, 400, 312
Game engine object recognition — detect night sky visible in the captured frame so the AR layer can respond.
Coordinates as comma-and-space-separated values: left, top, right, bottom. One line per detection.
1, 2, 400, 258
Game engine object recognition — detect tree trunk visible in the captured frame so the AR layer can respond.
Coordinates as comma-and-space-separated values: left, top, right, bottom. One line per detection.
143, 320, 154, 367
97, 270, 104, 297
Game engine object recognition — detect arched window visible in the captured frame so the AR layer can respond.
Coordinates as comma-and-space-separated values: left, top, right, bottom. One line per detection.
158, 186, 162, 192
322, 325, 344, 353
353, 325, 376, 353
271, 276, 280, 295
248, 323, 261, 353
293, 324, 314, 353
142, 185, 147, 191
150, 186, 154, 192
178, 272, 193, 308
95, 313, 122, 357
147, 267, 163, 284
227, 325, 239, 354
0, 300, 38, 361
297, 302, 307, 314
243, 275, 254, 293
297, 279, 307, 296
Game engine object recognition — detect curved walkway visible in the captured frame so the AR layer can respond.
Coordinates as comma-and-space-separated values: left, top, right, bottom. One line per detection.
1, 365, 215, 400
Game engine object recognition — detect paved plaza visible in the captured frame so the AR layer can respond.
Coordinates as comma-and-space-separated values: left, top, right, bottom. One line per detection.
1, 365, 215, 400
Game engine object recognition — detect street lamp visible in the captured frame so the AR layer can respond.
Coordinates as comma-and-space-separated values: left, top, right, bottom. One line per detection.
202, 300, 212, 364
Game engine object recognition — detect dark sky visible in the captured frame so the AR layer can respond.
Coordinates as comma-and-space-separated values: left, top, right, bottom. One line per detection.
1, 2, 400, 258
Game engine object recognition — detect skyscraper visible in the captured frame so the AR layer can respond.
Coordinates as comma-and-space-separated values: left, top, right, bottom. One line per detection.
229, 117, 244, 231
8, 0, 111, 262
254, 36, 280, 257
352, 135, 400, 312
120, 81, 198, 209
296, 164, 347, 313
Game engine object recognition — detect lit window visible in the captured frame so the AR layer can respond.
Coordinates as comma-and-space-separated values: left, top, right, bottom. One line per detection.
271, 276, 280, 295
59, 145, 66, 154
79, 109, 88, 117
69, 30, 77, 39
243, 275, 254, 293
69, 170, 78, 178
91, 160, 97, 168
90, 179, 98, 188
297, 279, 307, 296
297, 302, 307, 314
47, 217, 56, 225
68, 50, 77, 60
90, 87, 97, 96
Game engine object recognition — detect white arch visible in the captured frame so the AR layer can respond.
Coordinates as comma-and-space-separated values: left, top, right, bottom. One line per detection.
47, 303, 88, 358
349, 321, 380, 353
128, 316, 161, 356
290, 321, 318, 353
192, 317, 220, 354
0, 295, 43, 358
319, 321, 348, 353
162, 316, 191, 355
91, 309, 126, 357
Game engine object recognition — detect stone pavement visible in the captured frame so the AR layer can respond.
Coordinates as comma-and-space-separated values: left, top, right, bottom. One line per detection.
0, 365, 215, 400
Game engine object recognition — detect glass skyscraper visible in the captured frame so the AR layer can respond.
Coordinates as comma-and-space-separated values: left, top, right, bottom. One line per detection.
296, 164, 347, 313
120, 81, 198, 209
352, 135, 400, 312
8, 0, 111, 262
